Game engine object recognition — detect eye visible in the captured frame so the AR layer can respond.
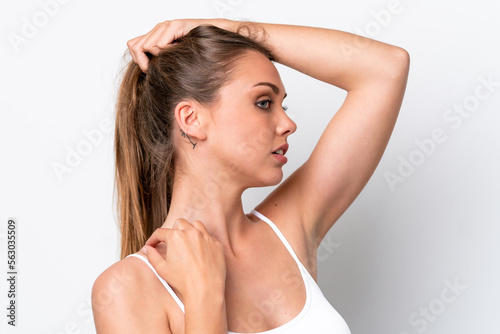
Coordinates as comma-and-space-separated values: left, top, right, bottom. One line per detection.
256, 99, 288, 112
256, 99, 274, 109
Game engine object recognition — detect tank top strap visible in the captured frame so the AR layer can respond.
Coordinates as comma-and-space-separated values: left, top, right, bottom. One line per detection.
250, 209, 305, 270
127, 253, 185, 313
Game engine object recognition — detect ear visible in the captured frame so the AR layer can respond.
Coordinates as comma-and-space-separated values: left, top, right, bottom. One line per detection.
174, 100, 207, 141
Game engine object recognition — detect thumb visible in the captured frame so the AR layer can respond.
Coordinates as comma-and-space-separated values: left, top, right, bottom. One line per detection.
144, 245, 169, 280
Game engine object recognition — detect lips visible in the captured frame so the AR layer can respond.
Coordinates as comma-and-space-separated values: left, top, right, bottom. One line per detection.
272, 143, 289, 164
272, 143, 289, 156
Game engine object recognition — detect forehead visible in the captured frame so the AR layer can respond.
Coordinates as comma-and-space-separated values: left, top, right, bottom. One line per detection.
221, 50, 285, 98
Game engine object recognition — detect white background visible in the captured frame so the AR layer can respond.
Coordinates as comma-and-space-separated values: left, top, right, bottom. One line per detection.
1, 0, 499, 333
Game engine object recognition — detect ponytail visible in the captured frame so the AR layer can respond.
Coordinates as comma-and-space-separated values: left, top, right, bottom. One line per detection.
115, 62, 175, 259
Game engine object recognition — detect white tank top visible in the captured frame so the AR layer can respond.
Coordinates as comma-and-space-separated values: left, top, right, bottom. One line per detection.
127, 209, 351, 334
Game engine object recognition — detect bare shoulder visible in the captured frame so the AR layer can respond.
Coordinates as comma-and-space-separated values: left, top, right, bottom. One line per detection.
92, 253, 174, 334
252, 190, 319, 278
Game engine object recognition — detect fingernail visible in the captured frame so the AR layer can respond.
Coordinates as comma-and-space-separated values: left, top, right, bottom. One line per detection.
141, 246, 148, 255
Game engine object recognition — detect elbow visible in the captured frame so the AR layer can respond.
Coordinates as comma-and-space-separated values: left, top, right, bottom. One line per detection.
370, 46, 409, 88
389, 47, 410, 81
365, 46, 410, 88
396, 47, 410, 72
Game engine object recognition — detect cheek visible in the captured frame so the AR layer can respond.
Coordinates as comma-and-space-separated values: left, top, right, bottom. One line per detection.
219, 112, 253, 140
237, 127, 274, 163
250, 126, 274, 150
213, 109, 273, 158
229, 126, 254, 156
211, 118, 250, 158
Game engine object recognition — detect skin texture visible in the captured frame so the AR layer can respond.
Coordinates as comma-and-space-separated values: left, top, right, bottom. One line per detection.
92, 18, 410, 334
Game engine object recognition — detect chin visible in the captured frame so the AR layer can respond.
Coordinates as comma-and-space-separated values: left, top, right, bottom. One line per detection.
261, 170, 284, 187
242, 166, 284, 188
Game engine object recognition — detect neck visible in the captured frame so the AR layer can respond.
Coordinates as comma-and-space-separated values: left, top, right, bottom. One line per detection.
162, 167, 253, 255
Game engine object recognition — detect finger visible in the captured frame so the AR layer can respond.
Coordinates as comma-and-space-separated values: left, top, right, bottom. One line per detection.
136, 52, 150, 72
129, 33, 153, 72
127, 35, 144, 64
134, 22, 168, 61
127, 35, 143, 51
156, 21, 183, 49
146, 227, 172, 248
144, 245, 168, 278
172, 218, 192, 230
142, 23, 170, 56
191, 220, 208, 233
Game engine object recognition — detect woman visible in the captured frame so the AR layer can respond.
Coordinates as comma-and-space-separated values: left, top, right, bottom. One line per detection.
92, 18, 409, 333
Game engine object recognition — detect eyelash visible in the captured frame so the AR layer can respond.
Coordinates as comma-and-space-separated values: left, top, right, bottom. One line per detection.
256, 99, 288, 112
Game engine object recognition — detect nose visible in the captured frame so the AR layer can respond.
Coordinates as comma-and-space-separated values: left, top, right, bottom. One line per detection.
276, 110, 297, 137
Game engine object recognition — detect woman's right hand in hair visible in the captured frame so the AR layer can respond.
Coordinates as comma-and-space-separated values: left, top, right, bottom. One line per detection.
127, 18, 230, 72
143, 218, 227, 305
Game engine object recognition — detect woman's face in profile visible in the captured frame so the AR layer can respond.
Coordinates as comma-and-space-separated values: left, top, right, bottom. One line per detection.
206, 50, 297, 188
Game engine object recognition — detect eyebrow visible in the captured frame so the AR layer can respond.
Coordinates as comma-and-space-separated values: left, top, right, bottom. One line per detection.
253, 82, 287, 99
